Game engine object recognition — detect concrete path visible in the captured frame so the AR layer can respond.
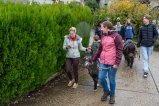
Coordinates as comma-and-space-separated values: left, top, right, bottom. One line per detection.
15, 30, 159, 106
15, 51, 159, 106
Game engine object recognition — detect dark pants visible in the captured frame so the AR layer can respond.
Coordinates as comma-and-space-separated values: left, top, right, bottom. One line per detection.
66, 58, 79, 83
126, 38, 132, 41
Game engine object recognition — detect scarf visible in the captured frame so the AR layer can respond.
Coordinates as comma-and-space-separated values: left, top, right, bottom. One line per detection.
70, 35, 76, 41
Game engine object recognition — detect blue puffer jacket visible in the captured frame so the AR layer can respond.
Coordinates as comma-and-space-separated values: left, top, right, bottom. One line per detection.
120, 24, 135, 40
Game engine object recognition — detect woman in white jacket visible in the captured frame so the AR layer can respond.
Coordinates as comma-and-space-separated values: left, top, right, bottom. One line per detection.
63, 27, 89, 88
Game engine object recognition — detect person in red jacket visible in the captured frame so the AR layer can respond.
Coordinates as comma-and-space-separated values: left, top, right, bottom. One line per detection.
93, 21, 123, 104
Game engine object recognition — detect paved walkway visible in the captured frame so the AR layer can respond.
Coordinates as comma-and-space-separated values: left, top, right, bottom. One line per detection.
15, 51, 159, 106
15, 30, 159, 106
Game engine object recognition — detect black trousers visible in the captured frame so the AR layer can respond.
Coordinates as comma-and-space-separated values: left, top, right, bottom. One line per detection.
65, 58, 79, 83
126, 38, 132, 41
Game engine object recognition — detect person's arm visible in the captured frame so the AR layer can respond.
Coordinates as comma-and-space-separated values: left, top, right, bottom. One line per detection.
78, 38, 87, 51
137, 27, 142, 47
114, 34, 123, 67
153, 25, 158, 43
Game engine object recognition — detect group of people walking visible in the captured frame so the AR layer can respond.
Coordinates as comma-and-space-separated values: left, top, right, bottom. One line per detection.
63, 14, 158, 104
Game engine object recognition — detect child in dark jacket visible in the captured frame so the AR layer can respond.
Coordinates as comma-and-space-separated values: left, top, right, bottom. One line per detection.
91, 35, 100, 56
91, 35, 100, 71
86, 35, 100, 91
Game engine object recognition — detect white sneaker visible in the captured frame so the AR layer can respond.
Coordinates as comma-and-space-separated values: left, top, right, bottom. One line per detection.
67, 80, 74, 87
143, 72, 148, 78
97, 83, 100, 87
72, 83, 78, 89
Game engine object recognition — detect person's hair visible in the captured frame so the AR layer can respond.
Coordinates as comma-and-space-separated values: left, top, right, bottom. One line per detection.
102, 21, 113, 30
143, 14, 151, 21
69, 27, 76, 33
94, 35, 99, 41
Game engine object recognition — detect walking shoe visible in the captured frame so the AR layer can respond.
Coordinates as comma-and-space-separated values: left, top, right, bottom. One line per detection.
109, 95, 115, 104
67, 79, 74, 87
93, 89, 97, 91
72, 83, 78, 89
97, 83, 100, 87
143, 72, 148, 78
101, 91, 110, 101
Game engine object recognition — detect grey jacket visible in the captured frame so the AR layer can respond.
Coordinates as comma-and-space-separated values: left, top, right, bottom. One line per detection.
63, 35, 86, 58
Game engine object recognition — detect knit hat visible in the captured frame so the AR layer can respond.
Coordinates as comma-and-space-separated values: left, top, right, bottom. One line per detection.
116, 17, 120, 22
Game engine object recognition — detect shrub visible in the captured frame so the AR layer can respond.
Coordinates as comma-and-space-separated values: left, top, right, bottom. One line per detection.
93, 7, 108, 26
0, 2, 92, 104
85, 0, 100, 13
93, 0, 153, 33
108, 0, 151, 34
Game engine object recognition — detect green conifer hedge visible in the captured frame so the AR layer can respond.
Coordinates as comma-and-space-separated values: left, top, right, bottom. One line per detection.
0, 2, 92, 104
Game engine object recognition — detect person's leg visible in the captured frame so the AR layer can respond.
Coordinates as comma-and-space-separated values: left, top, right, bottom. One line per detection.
72, 58, 79, 88
66, 58, 73, 81
66, 58, 74, 86
147, 46, 154, 63
108, 67, 117, 96
72, 58, 79, 83
108, 66, 117, 104
141, 47, 149, 78
98, 64, 109, 101
98, 64, 109, 92
141, 47, 149, 73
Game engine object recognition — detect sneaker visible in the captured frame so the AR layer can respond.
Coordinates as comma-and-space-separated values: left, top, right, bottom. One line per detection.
67, 80, 74, 87
101, 91, 110, 101
97, 83, 100, 87
72, 83, 78, 89
109, 95, 115, 104
93, 89, 97, 91
143, 72, 148, 78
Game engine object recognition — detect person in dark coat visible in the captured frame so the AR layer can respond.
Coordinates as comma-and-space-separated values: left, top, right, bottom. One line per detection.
137, 14, 158, 78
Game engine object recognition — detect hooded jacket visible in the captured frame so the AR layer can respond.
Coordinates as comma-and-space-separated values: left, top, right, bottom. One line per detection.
63, 35, 86, 58
93, 31, 123, 67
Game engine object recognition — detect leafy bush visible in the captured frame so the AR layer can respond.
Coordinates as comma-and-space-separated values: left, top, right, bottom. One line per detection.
93, 7, 108, 26
85, 0, 100, 13
107, 0, 151, 33
0, 2, 92, 104
93, 0, 152, 33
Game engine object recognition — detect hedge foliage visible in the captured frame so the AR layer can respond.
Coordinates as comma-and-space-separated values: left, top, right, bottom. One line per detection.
0, 2, 92, 104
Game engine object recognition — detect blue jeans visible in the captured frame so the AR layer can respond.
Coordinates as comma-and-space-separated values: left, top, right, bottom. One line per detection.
98, 64, 117, 96
141, 46, 153, 73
